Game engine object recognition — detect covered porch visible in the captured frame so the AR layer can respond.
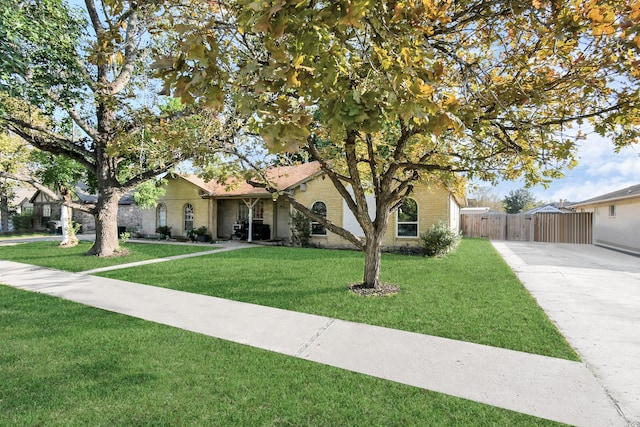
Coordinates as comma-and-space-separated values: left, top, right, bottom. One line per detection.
213, 196, 291, 242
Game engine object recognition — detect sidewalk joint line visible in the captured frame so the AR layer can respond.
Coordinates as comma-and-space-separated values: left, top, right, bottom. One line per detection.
295, 318, 335, 357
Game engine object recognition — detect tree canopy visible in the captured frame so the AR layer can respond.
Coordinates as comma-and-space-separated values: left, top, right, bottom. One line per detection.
154, 0, 639, 288
503, 188, 538, 213
155, 0, 639, 288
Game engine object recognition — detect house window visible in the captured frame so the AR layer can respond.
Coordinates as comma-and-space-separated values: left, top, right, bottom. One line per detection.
311, 201, 327, 236
41, 203, 52, 227
184, 203, 194, 230
609, 205, 616, 217
156, 203, 167, 228
238, 201, 264, 222
397, 198, 418, 237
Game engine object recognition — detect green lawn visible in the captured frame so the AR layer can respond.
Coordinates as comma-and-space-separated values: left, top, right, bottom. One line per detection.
0, 285, 562, 426
96, 239, 575, 360
0, 238, 578, 360
0, 240, 217, 272
0, 232, 49, 240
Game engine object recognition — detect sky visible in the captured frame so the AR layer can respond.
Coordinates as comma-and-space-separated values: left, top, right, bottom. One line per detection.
474, 132, 640, 204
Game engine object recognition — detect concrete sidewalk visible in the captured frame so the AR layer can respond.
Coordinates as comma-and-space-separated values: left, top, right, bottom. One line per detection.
0, 257, 626, 426
492, 241, 640, 427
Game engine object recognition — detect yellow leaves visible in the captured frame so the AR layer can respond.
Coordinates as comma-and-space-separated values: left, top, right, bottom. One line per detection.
581, 0, 617, 36
409, 78, 434, 99
631, 2, 640, 20
373, 46, 394, 70
261, 123, 309, 153
287, 70, 301, 87
337, 0, 372, 27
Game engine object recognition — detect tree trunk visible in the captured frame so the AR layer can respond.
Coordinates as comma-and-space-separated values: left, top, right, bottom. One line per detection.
59, 204, 78, 247
362, 235, 384, 288
0, 192, 9, 232
59, 189, 78, 247
361, 204, 393, 289
87, 190, 121, 256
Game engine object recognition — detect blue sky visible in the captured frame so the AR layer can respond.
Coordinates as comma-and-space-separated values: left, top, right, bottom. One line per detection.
476, 132, 640, 204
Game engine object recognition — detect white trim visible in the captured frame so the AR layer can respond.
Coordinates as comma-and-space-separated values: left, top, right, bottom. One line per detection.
310, 200, 327, 236
396, 198, 419, 238
184, 203, 194, 232
156, 203, 167, 228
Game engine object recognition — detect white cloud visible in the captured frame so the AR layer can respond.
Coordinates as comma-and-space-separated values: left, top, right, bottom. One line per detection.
483, 132, 640, 204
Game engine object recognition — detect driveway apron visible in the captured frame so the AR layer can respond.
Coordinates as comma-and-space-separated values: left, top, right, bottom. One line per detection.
492, 241, 640, 427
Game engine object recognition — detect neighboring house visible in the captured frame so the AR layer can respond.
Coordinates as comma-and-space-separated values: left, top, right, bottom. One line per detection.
13, 184, 36, 215
523, 201, 574, 215
0, 183, 36, 232
461, 207, 491, 214
570, 184, 640, 255
30, 186, 142, 234
141, 162, 463, 248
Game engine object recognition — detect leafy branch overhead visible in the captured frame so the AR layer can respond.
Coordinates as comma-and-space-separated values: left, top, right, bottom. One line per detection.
159, 0, 639, 186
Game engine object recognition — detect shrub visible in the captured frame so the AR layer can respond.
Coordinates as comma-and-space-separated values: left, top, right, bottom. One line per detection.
290, 210, 311, 247
420, 221, 460, 257
156, 226, 172, 240
119, 231, 131, 245
385, 245, 425, 256
11, 212, 33, 233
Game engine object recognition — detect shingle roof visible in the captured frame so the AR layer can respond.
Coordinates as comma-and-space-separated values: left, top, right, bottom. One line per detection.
179, 162, 323, 198
571, 183, 640, 206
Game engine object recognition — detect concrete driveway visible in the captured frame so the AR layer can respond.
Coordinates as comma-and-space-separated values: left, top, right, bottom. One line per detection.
492, 241, 640, 427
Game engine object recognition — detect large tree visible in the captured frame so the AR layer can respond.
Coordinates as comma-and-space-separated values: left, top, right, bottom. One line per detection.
0, 0, 216, 256
161, 0, 639, 289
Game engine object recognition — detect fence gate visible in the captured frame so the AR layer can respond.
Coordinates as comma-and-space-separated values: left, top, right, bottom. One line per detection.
461, 212, 592, 244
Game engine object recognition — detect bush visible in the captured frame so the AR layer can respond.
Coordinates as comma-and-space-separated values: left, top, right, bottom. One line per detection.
384, 245, 425, 256
156, 226, 172, 240
420, 221, 460, 257
290, 210, 311, 247
11, 212, 33, 233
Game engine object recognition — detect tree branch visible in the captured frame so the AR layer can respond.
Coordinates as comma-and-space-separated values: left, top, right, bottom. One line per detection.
0, 171, 95, 214
106, 8, 140, 95
3, 119, 96, 173
286, 195, 365, 249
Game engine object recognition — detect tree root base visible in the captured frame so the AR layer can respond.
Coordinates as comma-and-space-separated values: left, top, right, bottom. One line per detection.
348, 282, 400, 297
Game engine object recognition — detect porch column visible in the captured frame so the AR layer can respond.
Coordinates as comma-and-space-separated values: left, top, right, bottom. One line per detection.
243, 198, 259, 243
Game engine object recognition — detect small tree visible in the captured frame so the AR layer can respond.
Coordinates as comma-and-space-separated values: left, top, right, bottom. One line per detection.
503, 189, 537, 214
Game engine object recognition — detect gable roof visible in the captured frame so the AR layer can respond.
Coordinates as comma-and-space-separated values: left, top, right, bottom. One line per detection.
571, 183, 640, 207
179, 162, 323, 198
523, 204, 573, 214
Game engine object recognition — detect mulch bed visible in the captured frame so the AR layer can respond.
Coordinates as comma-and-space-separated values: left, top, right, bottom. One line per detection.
348, 282, 400, 297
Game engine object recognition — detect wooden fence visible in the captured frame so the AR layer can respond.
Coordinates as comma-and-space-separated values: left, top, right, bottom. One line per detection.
461, 212, 592, 244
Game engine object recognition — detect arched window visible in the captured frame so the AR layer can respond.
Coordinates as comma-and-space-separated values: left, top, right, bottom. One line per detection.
311, 201, 327, 236
156, 203, 167, 228
397, 198, 418, 237
184, 203, 194, 231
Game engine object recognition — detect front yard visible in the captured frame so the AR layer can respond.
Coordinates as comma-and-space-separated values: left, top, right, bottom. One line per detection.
0, 285, 562, 426
0, 238, 577, 425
